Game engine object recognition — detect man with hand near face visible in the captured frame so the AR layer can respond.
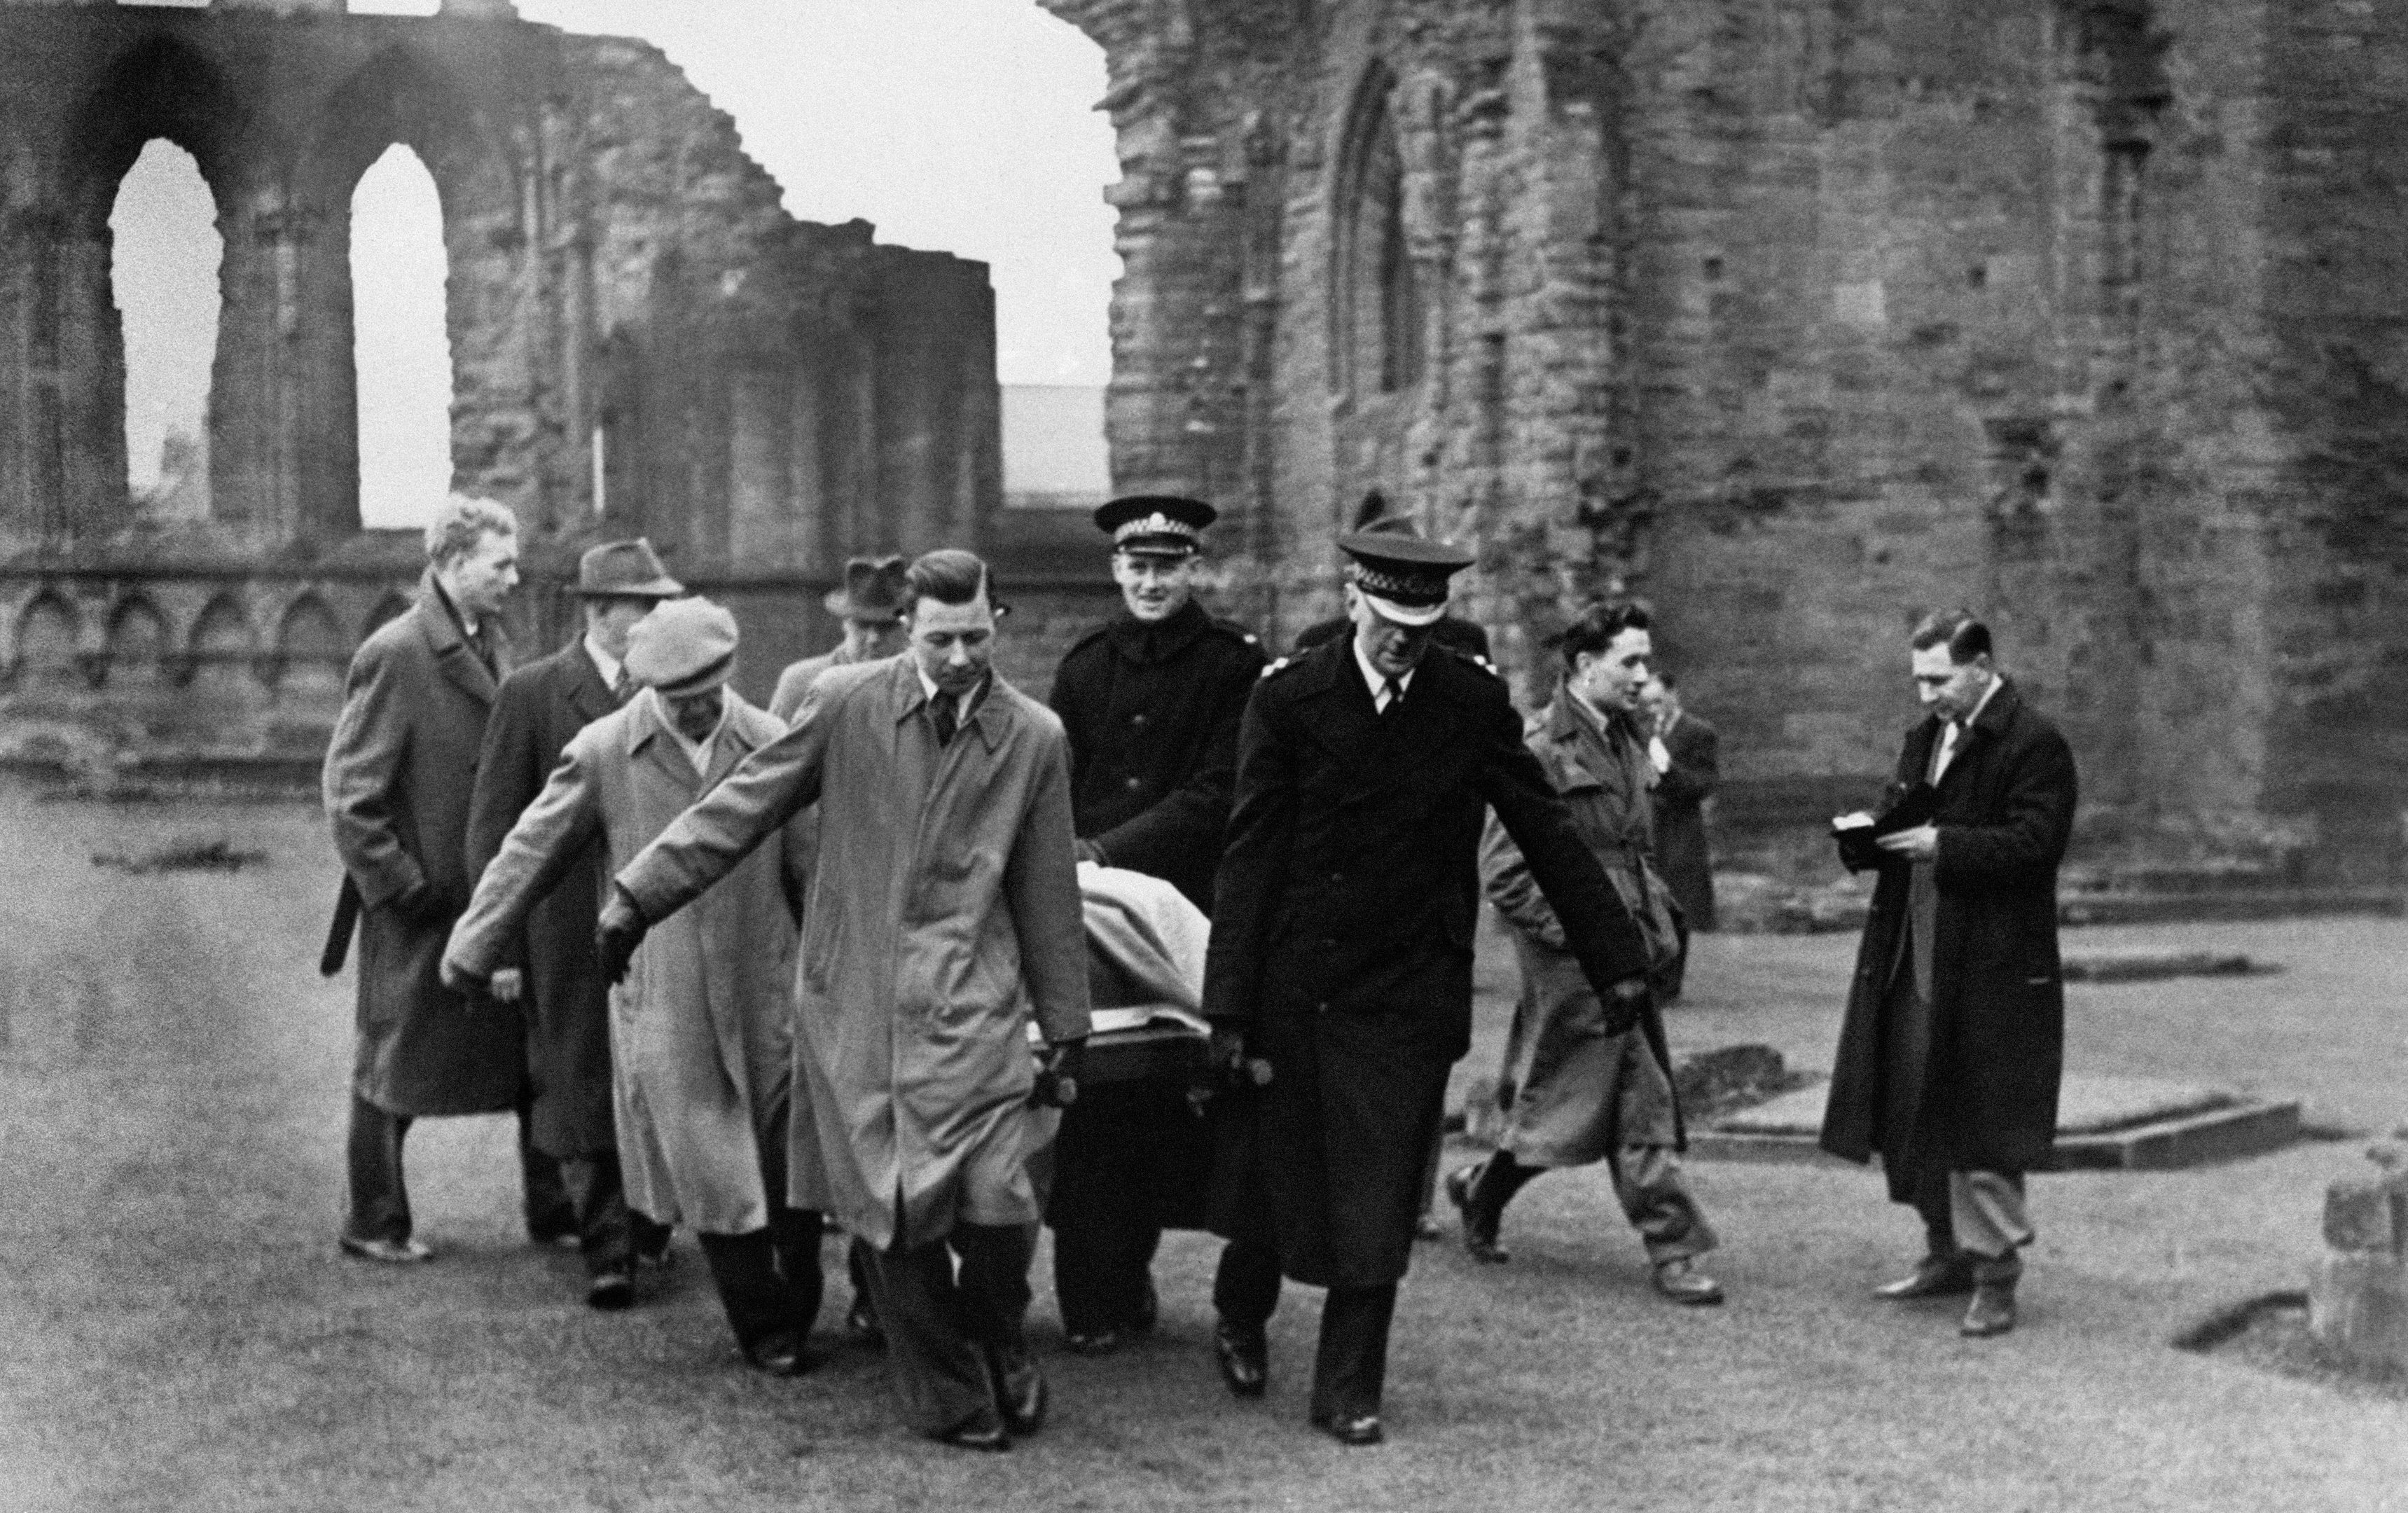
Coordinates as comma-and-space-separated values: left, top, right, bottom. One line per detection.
1451, 601, 1723, 1304
1202, 524, 1656, 1446
1043, 495, 1264, 1354
1820, 611, 2077, 1339
464, 539, 682, 1308
594, 551, 1090, 1452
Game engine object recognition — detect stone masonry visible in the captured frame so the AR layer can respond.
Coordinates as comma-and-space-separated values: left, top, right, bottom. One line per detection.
0, 0, 1001, 782
1045, 0, 2408, 881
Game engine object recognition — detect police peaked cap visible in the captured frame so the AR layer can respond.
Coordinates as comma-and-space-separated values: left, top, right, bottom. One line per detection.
1095, 495, 1217, 557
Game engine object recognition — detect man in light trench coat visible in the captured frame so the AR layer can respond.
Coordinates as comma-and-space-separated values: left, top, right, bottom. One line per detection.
446, 598, 826, 1375
1451, 601, 1724, 1304
322, 495, 566, 1263
597, 549, 1091, 1452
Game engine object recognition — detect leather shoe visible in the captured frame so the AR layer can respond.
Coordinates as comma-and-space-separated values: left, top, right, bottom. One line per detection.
929, 1416, 1010, 1453
1651, 1256, 1724, 1306
1063, 1327, 1122, 1357
1874, 1255, 1976, 1300
586, 1270, 635, 1311
1412, 1213, 1446, 1243
986, 1346, 1047, 1437
742, 1332, 813, 1378
340, 1234, 433, 1264
1213, 1320, 1268, 1398
1444, 1164, 1508, 1264
844, 1294, 885, 1352
1313, 1411, 1384, 1447
1955, 1272, 2013, 1339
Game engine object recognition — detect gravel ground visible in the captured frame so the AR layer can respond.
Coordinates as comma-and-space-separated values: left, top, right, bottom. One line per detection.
1, 788, 2403, 1512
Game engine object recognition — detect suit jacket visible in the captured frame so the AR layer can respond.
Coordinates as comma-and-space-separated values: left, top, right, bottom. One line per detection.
1652, 709, 1719, 931
1048, 599, 1265, 911
1819, 678, 2077, 1184
614, 656, 1092, 1250
322, 568, 524, 1117
1203, 640, 1651, 1287
450, 690, 806, 1234
464, 638, 623, 1156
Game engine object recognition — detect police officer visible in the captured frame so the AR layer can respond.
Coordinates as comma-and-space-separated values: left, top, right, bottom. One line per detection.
1044, 494, 1266, 1353
1203, 523, 1655, 1446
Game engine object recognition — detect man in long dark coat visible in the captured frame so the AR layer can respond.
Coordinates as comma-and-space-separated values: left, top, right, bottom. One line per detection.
1819, 611, 2077, 1339
324, 495, 558, 1263
1645, 671, 1719, 935
1203, 527, 1655, 1446
1044, 495, 1264, 1353
464, 539, 681, 1306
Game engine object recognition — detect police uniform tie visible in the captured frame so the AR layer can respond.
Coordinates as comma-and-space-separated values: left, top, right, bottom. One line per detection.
1379, 677, 1404, 715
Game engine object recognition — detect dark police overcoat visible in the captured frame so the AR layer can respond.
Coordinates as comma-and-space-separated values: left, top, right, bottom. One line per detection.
1203, 640, 1653, 1289
1049, 599, 1265, 911
464, 640, 622, 1159
1818, 678, 2077, 1188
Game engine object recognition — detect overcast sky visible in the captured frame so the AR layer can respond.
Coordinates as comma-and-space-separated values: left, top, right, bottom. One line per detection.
111, 0, 1119, 523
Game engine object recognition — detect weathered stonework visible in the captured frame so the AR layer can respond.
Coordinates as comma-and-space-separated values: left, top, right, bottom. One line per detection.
0, 1, 1000, 780
1047, 0, 2408, 881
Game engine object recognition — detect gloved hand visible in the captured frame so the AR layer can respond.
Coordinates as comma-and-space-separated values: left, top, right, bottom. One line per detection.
438, 955, 485, 995
1073, 838, 1109, 866
1030, 1037, 1086, 1108
1602, 976, 1649, 1038
596, 889, 648, 986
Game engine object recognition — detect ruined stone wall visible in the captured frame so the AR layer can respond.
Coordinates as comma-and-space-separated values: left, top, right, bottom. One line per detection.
1053, 0, 2408, 880
0, 2, 1002, 780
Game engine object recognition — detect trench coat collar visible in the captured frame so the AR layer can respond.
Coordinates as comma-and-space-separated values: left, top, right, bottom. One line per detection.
886, 655, 1010, 754
1541, 684, 1649, 796
623, 687, 770, 787
1107, 598, 1211, 665
412, 567, 504, 707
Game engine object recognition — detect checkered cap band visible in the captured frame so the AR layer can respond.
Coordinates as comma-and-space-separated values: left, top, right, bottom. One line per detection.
1346, 559, 1451, 608
1112, 513, 1202, 550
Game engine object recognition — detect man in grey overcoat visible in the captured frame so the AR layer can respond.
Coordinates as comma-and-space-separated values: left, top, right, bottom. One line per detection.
463, 539, 681, 1307
323, 495, 556, 1264
1820, 611, 2077, 1338
448, 598, 824, 1376
1452, 601, 1724, 1306
597, 550, 1091, 1452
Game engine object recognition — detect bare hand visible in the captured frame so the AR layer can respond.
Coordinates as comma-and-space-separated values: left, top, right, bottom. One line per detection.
438, 955, 483, 995
597, 890, 648, 986
488, 967, 524, 1004
1876, 824, 1939, 862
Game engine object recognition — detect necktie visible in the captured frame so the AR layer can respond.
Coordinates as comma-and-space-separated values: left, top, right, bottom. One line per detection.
1379, 677, 1403, 715
1929, 721, 1962, 782
932, 694, 958, 747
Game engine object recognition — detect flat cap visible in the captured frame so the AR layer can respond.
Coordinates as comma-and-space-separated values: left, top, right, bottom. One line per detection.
624, 596, 739, 697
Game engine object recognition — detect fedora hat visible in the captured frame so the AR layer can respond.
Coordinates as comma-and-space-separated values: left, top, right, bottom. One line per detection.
825, 555, 909, 622
577, 538, 683, 600
624, 597, 739, 697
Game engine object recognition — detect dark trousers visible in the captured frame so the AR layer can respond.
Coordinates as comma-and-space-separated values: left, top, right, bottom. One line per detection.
344, 1090, 565, 1244
699, 1207, 826, 1351
558, 1152, 673, 1279
1213, 1238, 1395, 1421
1048, 1082, 1210, 1336
860, 1221, 1035, 1435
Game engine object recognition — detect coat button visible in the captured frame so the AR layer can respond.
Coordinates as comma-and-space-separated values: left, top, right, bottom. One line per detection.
1317, 1002, 1329, 1014
1126, 777, 1142, 790
1130, 713, 1149, 728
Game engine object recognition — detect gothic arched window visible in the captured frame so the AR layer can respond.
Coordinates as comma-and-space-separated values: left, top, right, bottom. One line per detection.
1331, 64, 1423, 397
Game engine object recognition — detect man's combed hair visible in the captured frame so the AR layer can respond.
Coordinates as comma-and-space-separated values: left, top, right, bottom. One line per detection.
1557, 599, 1652, 670
424, 495, 518, 567
904, 548, 999, 612
1909, 609, 1992, 663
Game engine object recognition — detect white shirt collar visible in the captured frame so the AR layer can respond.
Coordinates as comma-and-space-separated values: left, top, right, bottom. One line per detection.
1352, 639, 1414, 706
582, 634, 624, 691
